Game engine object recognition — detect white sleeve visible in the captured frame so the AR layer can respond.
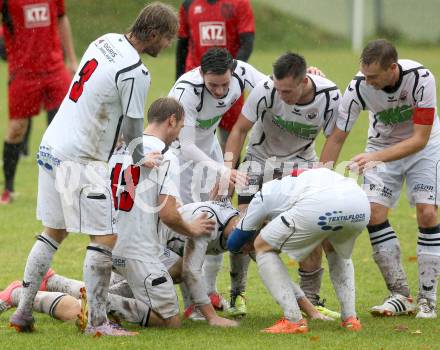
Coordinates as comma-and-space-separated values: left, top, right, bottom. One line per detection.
238, 191, 268, 231
323, 88, 342, 137
117, 66, 150, 119
235, 60, 267, 93
336, 79, 364, 132
415, 68, 436, 108
159, 153, 181, 199
168, 81, 199, 128
182, 236, 211, 305
241, 80, 270, 123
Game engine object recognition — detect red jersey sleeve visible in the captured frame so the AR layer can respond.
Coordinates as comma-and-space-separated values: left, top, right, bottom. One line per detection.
56, 0, 66, 17
178, 4, 189, 39
237, 0, 255, 34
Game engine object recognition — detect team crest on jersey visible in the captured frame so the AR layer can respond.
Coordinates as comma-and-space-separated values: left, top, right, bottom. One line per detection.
199, 22, 226, 46
194, 5, 203, 14
399, 90, 408, 101
306, 109, 319, 120
23, 3, 50, 28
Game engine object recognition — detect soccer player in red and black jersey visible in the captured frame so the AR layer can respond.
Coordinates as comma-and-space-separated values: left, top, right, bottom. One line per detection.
175, 0, 255, 150
0, 0, 77, 204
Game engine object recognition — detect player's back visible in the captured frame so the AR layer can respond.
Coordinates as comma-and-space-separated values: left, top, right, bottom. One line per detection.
42, 33, 150, 163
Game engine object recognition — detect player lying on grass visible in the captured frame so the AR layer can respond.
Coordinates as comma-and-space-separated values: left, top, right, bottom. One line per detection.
227, 168, 370, 333
0, 201, 331, 327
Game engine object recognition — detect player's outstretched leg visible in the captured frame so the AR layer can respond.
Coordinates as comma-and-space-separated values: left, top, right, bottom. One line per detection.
10, 232, 61, 332
256, 250, 308, 334
44, 271, 84, 298
368, 220, 415, 316
202, 254, 229, 311
416, 224, 440, 319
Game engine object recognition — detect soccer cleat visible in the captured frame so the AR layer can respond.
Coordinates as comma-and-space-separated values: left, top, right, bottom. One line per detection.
209, 292, 230, 311
84, 321, 138, 337
0, 280, 21, 313
227, 292, 247, 318
261, 317, 308, 334
416, 298, 437, 319
39, 268, 56, 292
341, 316, 362, 331
315, 299, 341, 319
370, 294, 416, 316
183, 305, 206, 321
76, 287, 88, 332
9, 310, 35, 333
0, 190, 12, 205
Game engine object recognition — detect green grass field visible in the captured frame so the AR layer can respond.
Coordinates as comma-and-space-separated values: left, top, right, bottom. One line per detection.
1, 47, 440, 349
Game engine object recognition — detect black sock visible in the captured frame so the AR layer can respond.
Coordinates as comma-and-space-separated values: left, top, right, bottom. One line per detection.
47, 109, 58, 125
3, 142, 21, 192
21, 119, 32, 156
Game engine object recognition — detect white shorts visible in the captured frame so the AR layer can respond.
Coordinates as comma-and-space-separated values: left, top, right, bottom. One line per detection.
237, 153, 318, 205
112, 256, 179, 319
36, 147, 116, 235
363, 141, 440, 208
260, 185, 370, 262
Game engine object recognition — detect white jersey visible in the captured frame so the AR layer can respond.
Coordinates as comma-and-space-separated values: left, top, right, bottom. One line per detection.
243, 75, 340, 162
169, 60, 266, 156
336, 59, 440, 149
238, 168, 360, 232
111, 135, 180, 262
42, 33, 151, 163
158, 200, 239, 256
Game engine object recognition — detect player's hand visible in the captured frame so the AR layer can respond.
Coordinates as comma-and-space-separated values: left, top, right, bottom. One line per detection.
208, 315, 239, 327
348, 152, 381, 173
142, 151, 163, 168
310, 311, 334, 321
307, 66, 326, 77
189, 213, 216, 237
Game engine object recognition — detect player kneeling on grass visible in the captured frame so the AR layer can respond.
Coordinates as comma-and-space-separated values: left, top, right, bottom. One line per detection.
227, 168, 370, 333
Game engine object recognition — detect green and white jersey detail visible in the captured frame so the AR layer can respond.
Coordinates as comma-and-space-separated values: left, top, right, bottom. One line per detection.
168, 60, 266, 155
336, 59, 440, 149
242, 75, 340, 162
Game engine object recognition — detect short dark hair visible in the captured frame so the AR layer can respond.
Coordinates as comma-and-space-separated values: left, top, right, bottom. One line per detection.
200, 48, 234, 75
129, 2, 178, 42
147, 97, 184, 124
361, 39, 398, 69
273, 52, 307, 80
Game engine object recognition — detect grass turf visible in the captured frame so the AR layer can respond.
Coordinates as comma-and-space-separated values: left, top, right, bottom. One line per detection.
1, 47, 440, 349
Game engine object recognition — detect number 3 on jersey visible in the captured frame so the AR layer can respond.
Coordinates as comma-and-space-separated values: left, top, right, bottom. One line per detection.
69, 59, 99, 102
111, 163, 140, 212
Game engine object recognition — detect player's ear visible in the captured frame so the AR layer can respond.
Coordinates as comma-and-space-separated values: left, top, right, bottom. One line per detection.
169, 114, 177, 127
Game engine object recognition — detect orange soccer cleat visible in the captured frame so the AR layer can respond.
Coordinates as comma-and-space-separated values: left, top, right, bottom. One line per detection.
261, 317, 308, 334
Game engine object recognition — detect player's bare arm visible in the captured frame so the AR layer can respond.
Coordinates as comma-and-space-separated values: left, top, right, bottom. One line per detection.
224, 113, 254, 169
158, 195, 215, 237
319, 127, 350, 166
57, 15, 78, 75
350, 123, 432, 172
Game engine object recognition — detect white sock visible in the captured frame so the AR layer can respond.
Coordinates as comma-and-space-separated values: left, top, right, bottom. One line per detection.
33, 291, 66, 318
327, 251, 356, 319
46, 274, 84, 299
202, 254, 223, 294
179, 281, 193, 309
298, 267, 324, 305
256, 251, 302, 322
83, 243, 112, 327
17, 233, 59, 315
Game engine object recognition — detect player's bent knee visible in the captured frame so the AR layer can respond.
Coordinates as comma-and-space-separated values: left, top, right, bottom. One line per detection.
53, 295, 81, 321
369, 203, 389, 225
416, 204, 438, 227
6, 119, 28, 143
254, 235, 273, 254
91, 234, 118, 249
148, 311, 181, 328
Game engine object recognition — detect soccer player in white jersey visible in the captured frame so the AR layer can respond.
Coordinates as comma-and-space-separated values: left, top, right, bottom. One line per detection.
109, 97, 215, 329
224, 52, 341, 318
227, 168, 370, 333
9, 3, 179, 336
168, 47, 265, 315
320, 39, 440, 318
